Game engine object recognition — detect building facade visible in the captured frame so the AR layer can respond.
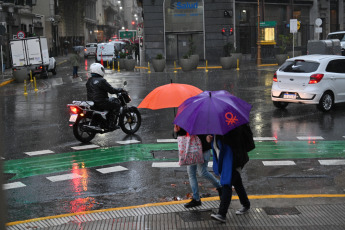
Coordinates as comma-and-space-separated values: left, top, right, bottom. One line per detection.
140, 0, 345, 64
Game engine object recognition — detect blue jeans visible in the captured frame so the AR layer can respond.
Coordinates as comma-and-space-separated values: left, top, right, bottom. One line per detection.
73, 66, 78, 75
187, 149, 221, 201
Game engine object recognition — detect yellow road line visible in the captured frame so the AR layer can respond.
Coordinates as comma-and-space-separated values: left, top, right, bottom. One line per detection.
0, 79, 14, 87
258, 63, 278, 67
7, 193, 345, 226
57, 60, 68, 65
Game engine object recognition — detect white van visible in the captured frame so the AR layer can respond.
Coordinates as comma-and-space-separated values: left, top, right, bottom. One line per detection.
326, 31, 345, 55
95, 43, 119, 64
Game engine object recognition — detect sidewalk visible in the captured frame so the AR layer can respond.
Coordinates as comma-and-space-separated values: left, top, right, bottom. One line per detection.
6, 196, 345, 229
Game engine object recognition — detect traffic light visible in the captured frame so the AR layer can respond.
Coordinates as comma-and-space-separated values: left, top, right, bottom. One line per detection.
229, 27, 233, 35
222, 28, 227, 36
131, 21, 135, 25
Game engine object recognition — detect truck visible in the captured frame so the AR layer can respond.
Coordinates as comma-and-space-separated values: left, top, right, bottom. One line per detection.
10, 37, 56, 82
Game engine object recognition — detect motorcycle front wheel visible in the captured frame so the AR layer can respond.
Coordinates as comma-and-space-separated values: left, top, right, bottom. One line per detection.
73, 117, 96, 143
119, 107, 141, 135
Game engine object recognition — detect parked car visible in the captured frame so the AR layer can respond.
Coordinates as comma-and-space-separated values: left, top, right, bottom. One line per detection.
326, 31, 345, 55
271, 54, 345, 112
84, 43, 97, 58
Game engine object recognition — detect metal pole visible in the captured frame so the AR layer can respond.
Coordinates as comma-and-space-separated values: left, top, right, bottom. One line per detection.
1, 45, 3, 80
257, 0, 262, 65
233, 0, 236, 50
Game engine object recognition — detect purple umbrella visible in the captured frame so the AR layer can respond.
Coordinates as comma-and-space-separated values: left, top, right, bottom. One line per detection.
173, 90, 252, 135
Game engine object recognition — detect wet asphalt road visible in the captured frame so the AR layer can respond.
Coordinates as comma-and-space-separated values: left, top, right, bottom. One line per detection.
1, 57, 345, 222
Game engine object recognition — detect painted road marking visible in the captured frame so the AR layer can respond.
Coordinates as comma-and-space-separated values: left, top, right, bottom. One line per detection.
262, 160, 296, 166
152, 162, 180, 168
116, 140, 141, 145
0, 157, 4, 160
157, 139, 178, 143
51, 77, 63, 86
254, 137, 277, 141
24, 150, 54, 156
96, 166, 128, 174
3, 182, 26, 190
297, 136, 324, 140
46, 173, 82, 182
319, 159, 345, 165
71, 144, 100, 150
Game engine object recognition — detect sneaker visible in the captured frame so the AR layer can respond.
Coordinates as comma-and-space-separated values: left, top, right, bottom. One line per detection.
211, 213, 226, 223
216, 187, 222, 199
235, 206, 250, 215
184, 199, 201, 208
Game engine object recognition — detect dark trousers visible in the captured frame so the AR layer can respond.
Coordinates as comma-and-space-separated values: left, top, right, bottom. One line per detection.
218, 169, 250, 217
95, 97, 121, 113
73, 66, 78, 76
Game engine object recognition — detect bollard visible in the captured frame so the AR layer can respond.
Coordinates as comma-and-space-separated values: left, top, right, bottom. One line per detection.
24, 80, 28, 95
205, 60, 209, 73
174, 61, 177, 73
148, 62, 151, 74
236, 59, 240, 71
34, 77, 38, 92
112, 61, 115, 71
107, 61, 110, 69
30, 70, 33, 82
117, 61, 120, 72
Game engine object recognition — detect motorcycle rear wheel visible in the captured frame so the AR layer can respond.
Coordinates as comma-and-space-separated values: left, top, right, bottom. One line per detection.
73, 117, 96, 143
119, 107, 141, 135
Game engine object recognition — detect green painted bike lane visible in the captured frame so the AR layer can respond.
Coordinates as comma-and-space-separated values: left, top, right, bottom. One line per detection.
4, 141, 345, 180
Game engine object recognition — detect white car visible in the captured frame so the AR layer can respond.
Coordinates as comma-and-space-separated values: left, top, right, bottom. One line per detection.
271, 55, 345, 112
84, 43, 97, 58
327, 31, 345, 56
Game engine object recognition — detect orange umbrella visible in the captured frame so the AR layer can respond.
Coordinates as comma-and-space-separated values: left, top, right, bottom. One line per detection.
138, 83, 203, 110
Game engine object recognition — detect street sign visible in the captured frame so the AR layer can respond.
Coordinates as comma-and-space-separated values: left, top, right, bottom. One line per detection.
315, 27, 322, 33
17, 31, 25, 39
315, 18, 322, 27
119, 30, 137, 40
290, 19, 298, 33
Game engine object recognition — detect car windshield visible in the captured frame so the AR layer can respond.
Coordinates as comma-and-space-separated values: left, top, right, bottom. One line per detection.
327, 33, 345, 41
279, 60, 319, 73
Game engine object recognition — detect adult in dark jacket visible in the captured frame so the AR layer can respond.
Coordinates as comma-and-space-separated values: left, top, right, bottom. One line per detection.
209, 123, 253, 223
86, 63, 125, 129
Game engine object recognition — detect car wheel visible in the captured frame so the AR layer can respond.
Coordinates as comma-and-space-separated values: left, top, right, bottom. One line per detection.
317, 92, 333, 112
273, 101, 289, 109
84, 55, 88, 58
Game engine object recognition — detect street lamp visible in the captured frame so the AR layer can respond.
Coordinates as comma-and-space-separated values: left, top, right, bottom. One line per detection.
257, 0, 262, 65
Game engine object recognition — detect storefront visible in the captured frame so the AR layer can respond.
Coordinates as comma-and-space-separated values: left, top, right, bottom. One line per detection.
164, 0, 204, 61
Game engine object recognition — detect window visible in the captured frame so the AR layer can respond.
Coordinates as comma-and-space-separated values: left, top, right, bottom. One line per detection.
326, 59, 345, 73
280, 60, 319, 73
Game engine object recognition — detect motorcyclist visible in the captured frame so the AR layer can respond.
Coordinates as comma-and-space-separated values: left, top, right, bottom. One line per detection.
86, 63, 125, 129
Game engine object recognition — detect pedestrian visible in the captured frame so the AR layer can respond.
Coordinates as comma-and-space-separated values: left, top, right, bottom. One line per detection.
70, 49, 81, 78
174, 124, 222, 208
63, 40, 69, 56
209, 123, 253, 223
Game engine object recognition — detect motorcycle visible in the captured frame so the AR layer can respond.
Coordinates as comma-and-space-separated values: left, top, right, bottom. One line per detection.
67, 81, 141, 143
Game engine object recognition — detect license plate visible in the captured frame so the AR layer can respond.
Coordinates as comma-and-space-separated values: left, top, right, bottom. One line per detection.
69, 114, 78, 122
283, 93, 296, 99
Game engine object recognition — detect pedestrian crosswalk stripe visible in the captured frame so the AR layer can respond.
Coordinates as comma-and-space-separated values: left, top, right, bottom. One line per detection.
262, 160, 296, 166
46, 173, 82, 182
116, 140, 141, 145
24, 150, 54, 156
297, 136, 324, 140
157, 139, 178, 143
3, 182, 26, 190
96, 166, 128, 174
71, 144, 99, 150
152, 162, 180, 168
318, 160, 345, 165
254, 137, 277, 141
